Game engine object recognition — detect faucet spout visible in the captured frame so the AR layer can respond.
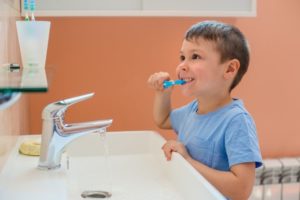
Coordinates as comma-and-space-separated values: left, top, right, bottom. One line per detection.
38, 93, 113, 170
59, 119, 112, 134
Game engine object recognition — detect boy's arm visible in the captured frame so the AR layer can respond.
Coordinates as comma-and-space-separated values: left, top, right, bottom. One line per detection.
153, 90, 172, 129
148, 72, 173, 129
163, 141, 255, 200
187, 158, 255, 200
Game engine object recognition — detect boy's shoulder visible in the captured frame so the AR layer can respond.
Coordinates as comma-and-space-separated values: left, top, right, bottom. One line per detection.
228, 99, 255, 125
175, 98, 252, 119
230, 99, 251, 116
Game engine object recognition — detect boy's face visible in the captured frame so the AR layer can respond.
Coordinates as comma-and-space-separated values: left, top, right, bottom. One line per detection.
176, 38, 230, 98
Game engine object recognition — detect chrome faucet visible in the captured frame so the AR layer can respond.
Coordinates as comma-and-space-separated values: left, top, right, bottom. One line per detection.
38, 93, 113, 170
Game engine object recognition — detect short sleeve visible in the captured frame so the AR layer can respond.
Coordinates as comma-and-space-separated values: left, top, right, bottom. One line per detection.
225, 113, 262, 168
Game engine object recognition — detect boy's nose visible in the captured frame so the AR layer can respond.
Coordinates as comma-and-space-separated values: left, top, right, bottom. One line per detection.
177, 62, 188, 72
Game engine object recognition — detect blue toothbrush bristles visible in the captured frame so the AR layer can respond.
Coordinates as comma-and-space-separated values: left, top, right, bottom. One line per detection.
29, 0, 35, 11
24, 0, 29, 21
24, 0, 29, 10
29, 0, 35, 20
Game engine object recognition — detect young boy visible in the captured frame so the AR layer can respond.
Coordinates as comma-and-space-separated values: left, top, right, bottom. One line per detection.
148, 21, 262, 200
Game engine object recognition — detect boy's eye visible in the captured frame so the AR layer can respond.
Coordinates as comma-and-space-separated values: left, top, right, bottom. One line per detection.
179, 55, 185, 61
192, 54, 201, 60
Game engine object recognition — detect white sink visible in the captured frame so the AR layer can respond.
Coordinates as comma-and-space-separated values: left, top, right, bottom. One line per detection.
0, 131, 226, 200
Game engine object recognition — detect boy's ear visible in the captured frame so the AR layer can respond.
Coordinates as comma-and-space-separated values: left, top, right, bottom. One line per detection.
224, 59, 240, 80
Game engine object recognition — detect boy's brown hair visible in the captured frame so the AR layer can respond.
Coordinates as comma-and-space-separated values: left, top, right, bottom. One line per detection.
185, 21, 250, 91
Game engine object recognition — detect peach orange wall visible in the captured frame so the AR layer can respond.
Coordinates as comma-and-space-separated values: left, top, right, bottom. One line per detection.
28, 0, 300, 158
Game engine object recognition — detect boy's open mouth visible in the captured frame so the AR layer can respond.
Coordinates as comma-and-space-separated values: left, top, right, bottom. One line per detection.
179, 76, 194, 84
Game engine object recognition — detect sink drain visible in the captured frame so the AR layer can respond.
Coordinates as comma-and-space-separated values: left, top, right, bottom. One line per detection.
81, 191, 112, 198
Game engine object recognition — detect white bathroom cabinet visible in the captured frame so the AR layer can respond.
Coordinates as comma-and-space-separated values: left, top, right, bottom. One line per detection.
22, 0, 256, 17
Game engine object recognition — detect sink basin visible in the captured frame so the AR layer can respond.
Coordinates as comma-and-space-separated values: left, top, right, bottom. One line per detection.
0, 131, 226, 200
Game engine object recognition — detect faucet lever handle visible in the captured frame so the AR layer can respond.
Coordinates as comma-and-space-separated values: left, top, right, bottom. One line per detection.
42, 93, 95, 119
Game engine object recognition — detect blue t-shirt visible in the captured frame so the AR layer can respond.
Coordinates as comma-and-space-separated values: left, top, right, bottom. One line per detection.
170, 99, 262, 171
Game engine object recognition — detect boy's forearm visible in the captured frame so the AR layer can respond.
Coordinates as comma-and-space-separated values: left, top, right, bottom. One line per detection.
186, 158, 255, 200
153, 91, 172, 129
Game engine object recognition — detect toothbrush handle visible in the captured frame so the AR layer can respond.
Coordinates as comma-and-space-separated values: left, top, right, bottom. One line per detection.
163, 80, 186, 89
174, 80, 186, 85
163, 81, 174, 89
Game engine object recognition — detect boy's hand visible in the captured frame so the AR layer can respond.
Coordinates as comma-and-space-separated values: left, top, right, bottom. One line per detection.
162, 140, 191, 161
147, 72, 171, 92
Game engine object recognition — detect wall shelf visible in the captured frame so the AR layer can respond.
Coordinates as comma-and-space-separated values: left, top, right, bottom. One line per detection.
0, 65, 48, 92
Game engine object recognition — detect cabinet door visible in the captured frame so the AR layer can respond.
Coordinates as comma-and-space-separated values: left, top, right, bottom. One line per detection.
36, 0, 142, 11
142, 0, 255, 16
22, 0, 256, 17
144, 0, 252, 11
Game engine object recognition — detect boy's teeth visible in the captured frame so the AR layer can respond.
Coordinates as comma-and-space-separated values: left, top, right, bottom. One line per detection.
182, 77, 194, 82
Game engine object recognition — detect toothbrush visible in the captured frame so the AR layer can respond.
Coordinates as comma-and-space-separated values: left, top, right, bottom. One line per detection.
24, 0, 30, 21
163, 80, 186, 89
29, 0, 36, 21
